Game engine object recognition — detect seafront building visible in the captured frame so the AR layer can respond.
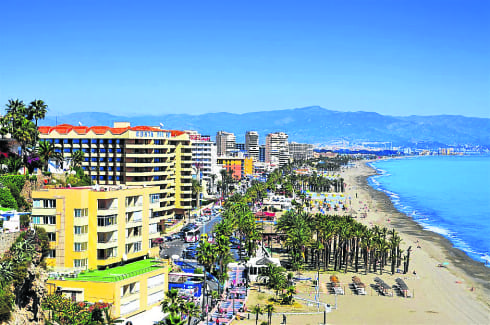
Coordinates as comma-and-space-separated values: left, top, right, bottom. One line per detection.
185, 131, 216, 194
32, 185, 170, 318
289, 142, 314, 161
38, 123, 193, 220
245, 131, 259, 161
216, 131, 236, 157
217, 156, 253, 180
265, 132, 289, 167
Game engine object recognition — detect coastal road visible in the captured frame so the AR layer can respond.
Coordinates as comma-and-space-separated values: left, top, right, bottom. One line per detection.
159, 214, 222, 259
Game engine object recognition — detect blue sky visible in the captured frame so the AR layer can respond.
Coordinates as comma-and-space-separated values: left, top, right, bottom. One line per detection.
0, 0, 488, 118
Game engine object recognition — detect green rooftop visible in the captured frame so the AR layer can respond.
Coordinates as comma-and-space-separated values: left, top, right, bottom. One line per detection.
54, 258, 167, 283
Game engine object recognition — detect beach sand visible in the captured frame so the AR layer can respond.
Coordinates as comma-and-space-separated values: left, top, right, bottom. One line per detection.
240, 161, 490, 325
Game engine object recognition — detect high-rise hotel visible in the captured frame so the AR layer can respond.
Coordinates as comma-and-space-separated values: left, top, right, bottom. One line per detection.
38, 122, 193, 220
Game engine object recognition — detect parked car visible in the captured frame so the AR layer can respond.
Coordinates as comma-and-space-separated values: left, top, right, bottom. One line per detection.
164, 236, 173, 242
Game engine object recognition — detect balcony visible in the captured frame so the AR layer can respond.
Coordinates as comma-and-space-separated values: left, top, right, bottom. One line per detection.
126, 219, 143, 228
97, 240, 118, 249
126, 235, 142, 244
32, 208, 56, 216
97, 224, 118, 232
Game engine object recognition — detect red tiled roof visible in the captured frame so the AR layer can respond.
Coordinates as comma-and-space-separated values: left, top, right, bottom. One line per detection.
38, 124, 183, 137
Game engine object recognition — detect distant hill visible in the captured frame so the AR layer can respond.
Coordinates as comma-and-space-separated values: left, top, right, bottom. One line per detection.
40, 106, 490, 147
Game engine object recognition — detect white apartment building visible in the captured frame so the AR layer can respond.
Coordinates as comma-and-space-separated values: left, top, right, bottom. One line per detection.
245, 131, 259, 161
185, 131, 216, 194
289, 142, 314, 161
265, 132, 289, 167
216, 131, 236, 157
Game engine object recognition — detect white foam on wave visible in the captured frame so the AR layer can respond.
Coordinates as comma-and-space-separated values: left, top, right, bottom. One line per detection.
423, 225, 452, 237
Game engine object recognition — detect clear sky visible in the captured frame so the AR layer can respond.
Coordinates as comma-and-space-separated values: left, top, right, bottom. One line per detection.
0, 0, 488, 118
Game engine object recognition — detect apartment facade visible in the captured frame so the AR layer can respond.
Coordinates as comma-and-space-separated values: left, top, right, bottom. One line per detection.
289, 142, 314, 161
245, 131, 259, 161
217, 157, 253, 180
265, 132, 289, 167
38, 123, 193, 219
216, 131, 236, 157
32, 185, 163, 270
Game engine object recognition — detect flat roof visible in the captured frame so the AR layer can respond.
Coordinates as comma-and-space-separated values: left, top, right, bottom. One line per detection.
56, 259, 167, 283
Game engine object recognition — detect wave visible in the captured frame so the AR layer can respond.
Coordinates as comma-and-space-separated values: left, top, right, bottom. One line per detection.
367, 159, 489, 267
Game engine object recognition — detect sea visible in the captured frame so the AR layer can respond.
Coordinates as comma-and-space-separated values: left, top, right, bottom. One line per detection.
367, 155, 490, 266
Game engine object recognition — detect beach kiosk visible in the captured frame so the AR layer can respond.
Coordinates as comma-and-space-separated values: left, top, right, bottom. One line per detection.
245, 255, 281, 283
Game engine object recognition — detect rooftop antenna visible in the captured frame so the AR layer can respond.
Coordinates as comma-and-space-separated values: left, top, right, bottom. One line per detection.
78, 121, 83, 126
159, 123, 164, 129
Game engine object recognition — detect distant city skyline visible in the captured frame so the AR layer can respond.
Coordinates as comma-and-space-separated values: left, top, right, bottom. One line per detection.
1, 0, 489, 118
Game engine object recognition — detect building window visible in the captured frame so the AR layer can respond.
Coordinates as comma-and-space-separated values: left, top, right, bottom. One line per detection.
134, 241, 142, 252
74, 225, 88, 234
91, 157, 97, 162
82, 139, 89, 144
120, 282, 140, 297
31, 216, 56, 225
33, 199, 56, 208
73, 259, 87, 268
46, 250, 56, 258
74, 208, 88, 217
150, 194, 159, 203
47, 232, 56, 241
97, 215, 117, 227
74, 242, 88, 252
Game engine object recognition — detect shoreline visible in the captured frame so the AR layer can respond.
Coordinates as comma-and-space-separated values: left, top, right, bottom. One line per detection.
358, 160, 490, 296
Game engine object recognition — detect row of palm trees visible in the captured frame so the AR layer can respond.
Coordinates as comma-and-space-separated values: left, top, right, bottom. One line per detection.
277, 211, 411, 275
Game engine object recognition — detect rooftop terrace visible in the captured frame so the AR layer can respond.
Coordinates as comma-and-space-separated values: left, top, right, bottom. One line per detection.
50, 258, 168, 283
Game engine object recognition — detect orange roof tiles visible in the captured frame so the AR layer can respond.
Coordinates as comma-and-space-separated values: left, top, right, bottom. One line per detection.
38, 124, 182, 137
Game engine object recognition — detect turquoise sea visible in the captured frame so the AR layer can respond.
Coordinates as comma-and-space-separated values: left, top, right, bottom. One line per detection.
367, 155, 490, 266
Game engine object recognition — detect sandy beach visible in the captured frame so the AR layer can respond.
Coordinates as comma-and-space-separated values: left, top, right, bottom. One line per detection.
240, 160, 490, 325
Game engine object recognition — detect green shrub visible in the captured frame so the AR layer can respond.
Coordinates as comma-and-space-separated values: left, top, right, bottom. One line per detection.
0, 187, 17, 210
0, 175, 26, 193
0, 288, 14, 322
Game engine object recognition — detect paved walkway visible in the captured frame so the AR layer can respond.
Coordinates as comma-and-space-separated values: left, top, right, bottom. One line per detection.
202, 264, 248, 325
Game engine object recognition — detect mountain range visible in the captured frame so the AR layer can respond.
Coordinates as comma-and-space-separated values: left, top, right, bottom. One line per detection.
40, 106, 490, 147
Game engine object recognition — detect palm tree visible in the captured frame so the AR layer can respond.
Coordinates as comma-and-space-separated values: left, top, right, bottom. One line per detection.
38, 140, 63, 171
28, 99, 48, 127
102, 307, 123, 324
70, 150, 85, 169
191, 179, 202, 208
181, 301, 200, 325
5, 155, 23, 174
12, 118, 37, 165
251, 304, 264, 325
265, 303, 275, 325
196, 237, 216, 313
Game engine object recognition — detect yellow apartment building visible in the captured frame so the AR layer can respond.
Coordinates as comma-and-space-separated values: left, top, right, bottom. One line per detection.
32, 185, 163, 269
38, 123, 193, 220
48, 258, 170, 318
33, 185, 171, 318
